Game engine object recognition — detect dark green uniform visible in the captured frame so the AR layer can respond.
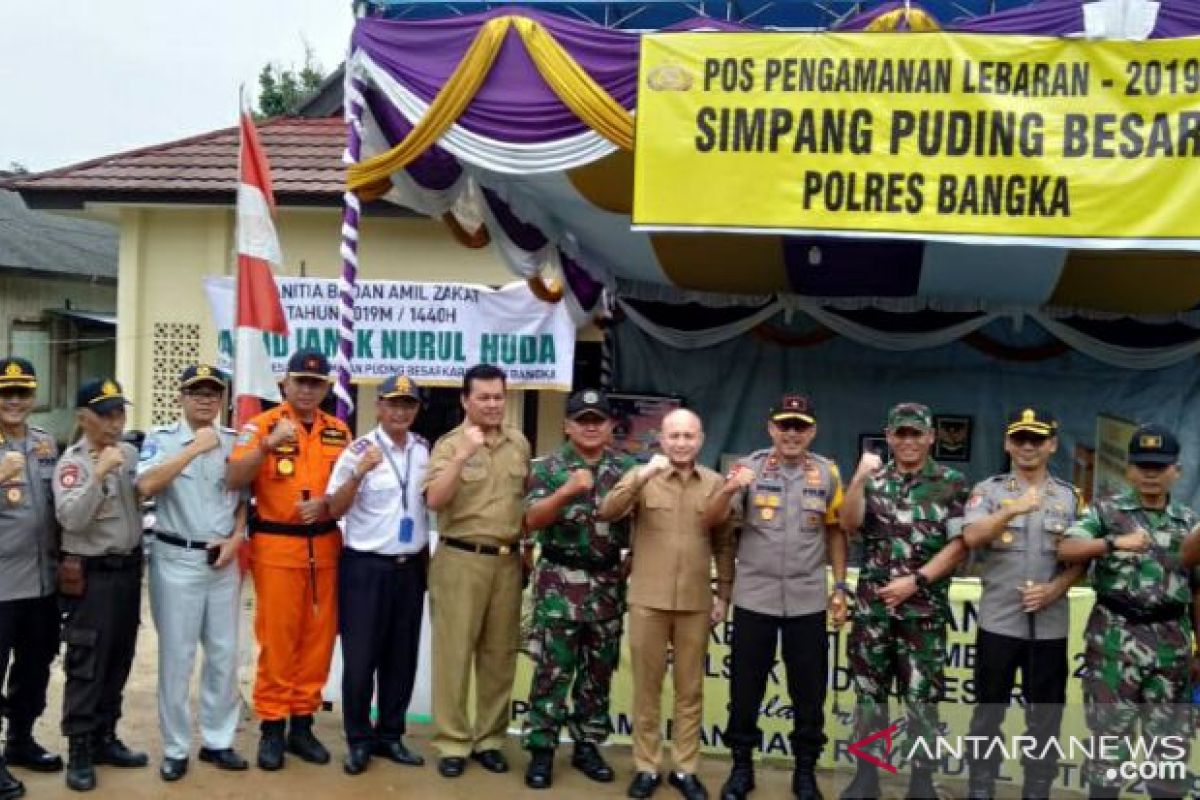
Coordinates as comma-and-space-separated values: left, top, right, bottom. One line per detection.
522, 443, 635, 751
849, 458, 968, 762
1066, 488, 1197, 794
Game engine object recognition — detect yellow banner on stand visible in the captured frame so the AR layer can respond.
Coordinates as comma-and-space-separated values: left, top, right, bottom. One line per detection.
633, 32, 1200, 248
511, 572, 1200, 794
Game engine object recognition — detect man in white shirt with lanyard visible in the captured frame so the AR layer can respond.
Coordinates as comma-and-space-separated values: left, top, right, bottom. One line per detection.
326, 374, 430, 776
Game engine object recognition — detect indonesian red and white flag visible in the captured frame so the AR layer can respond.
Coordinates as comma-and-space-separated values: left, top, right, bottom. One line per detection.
234, 95, 288, 424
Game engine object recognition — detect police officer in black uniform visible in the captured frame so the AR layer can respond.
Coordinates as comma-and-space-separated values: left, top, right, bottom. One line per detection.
54, 378, 148, 792
0, 358, 63, 799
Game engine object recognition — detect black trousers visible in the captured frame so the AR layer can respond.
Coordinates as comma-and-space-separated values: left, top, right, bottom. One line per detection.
338, 548, 426, 746
0, 594, 60, 737
725, 605, 828, 757
968, 628, 1067, 779
61, 560, 142, 737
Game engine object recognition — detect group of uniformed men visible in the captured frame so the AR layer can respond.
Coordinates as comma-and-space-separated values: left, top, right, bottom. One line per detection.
0, 346, 1198, 800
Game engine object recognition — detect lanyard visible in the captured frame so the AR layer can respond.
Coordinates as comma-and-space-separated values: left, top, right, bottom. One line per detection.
374, 432, 411, 513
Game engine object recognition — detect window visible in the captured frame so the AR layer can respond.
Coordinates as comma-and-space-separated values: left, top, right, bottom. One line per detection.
9, 321, 51, 410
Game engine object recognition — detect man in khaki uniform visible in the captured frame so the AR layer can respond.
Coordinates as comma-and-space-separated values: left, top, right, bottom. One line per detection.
423, 364, 530, 779
599, 409, 734, 800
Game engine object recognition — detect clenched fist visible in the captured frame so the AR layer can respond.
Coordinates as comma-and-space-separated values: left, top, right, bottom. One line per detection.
191, 426, 221, 454
458, 425, 486, 459
1008, 486, 1041, 517
95, 446, 125, 476
355, 445, 384, 479
725, 464, 755, 491
854, 451, 883, 479
562, 468, 595, 496
267, 418, 297, 449
639, 454, 671, 482
0, 451, 24, 483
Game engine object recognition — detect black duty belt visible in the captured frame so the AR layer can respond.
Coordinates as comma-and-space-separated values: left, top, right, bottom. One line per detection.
154, 532, 210, 551
1096, 595, 1188, 625
540, 547, 620, 572
441, 537, 518, 557
67, 551, 142, 571
343, 547, 427, 566
250, 520, 338, 538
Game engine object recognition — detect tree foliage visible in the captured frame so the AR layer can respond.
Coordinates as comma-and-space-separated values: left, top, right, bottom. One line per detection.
257, 42, 326, 118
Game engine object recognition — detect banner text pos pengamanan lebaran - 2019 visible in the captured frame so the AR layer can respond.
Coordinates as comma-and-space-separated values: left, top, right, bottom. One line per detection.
631, 32, 1200, 249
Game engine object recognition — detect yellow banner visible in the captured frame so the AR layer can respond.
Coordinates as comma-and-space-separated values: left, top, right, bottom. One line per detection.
632, 32, 1200, 248
511, 573, 1200, 792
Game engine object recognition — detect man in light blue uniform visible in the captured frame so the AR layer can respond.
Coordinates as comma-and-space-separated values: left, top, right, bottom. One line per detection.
136, 365, 248, 782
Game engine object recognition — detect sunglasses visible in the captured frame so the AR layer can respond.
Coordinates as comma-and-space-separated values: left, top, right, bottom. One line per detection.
0, 389, 35, 400
774, 419, 812, 432
1008, 433, 1051, 446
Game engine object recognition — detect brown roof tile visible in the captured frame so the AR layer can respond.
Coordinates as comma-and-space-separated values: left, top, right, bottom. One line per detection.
7, 118, 346, 197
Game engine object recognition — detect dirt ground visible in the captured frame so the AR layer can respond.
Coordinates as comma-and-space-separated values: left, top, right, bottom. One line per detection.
13, 582, 988, 799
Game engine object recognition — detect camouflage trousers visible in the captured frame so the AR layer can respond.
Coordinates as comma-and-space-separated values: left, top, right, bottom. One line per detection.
523, 615, 623, 751
1082, 606, 1192, 793
847, 601, 946, 766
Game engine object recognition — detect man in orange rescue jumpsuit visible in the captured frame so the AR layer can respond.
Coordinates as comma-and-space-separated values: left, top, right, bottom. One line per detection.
228, 350, 350, 772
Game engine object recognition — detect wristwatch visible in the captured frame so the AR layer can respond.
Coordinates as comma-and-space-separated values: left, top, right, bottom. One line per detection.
1104, 535, 1117, 554
913, 572, 930, 591
833, 581, 851, 595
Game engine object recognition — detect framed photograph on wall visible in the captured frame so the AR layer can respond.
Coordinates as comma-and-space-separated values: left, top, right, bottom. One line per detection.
608, 392, 684, 464
858, 433, 890, 464
934, 415, 972, 462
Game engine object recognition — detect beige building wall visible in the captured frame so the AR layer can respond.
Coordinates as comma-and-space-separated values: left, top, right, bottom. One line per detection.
110, 204, 565, 435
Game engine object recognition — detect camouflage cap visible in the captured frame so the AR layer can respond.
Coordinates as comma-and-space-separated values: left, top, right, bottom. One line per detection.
887, 402, 933, 431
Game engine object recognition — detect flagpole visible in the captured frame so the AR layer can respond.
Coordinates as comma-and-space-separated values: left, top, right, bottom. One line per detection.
333, 61, 366, 422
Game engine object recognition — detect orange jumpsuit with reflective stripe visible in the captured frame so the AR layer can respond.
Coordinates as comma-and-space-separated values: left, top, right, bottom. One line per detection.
230, 403, 350, 721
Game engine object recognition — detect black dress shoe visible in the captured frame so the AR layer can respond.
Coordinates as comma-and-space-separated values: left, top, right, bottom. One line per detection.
5, 737, 64, 773
159, 757, 188, 782
437, 756, 466, 778
373, 739, 424, 766
524, 748, 554, 790
343, 745, 371, 776
91, 733, 148, 768
669, 772, 710, 800
572, 741, 614, 782
198, 748, 249, 771
629, 771, 663, 799
0, 760, 24, 800
470, 749, 509, 773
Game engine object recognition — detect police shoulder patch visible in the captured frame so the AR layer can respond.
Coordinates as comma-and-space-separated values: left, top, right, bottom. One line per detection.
349, 437, 371, 456
59, 462, 81, 488
138, 438, 159, 462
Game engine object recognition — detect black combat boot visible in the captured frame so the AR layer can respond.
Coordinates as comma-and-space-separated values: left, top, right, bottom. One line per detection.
286, 714, 330, 764
571, 741, 613, 782
4, 721, 63, 773
905, 763, 937, 800
257, 719, 286, 771
719, 746, 755, 800
524, 748, 554, 789
839, 761, 879, 800
792, 752, 824, 800
91, 728, 147, 768
65, 736, 94, 792
966, 762, 997, 800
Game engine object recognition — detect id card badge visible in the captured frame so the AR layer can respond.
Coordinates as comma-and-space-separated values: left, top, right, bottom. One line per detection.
398, 516, 414, 544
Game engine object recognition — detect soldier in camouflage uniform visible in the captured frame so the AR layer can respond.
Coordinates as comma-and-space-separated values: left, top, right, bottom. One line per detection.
521, 390, 636, 790
838, 403, 969, 800
1060, 424, 1199, 800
